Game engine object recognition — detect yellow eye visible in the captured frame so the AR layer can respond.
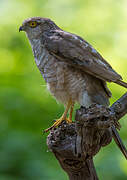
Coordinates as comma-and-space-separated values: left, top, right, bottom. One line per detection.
29, 21, 37, 28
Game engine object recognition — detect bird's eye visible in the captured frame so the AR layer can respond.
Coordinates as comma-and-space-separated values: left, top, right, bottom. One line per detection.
29, 21, 38, 28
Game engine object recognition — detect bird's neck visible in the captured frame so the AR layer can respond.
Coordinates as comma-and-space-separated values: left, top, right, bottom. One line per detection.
29, 38, 43, 66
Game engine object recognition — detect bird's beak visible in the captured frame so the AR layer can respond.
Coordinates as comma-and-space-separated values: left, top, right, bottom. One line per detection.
19, 26, 24, 32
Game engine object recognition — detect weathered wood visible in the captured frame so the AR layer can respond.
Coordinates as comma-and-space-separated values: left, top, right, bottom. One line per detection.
47, 123, 99, 180
47, 92, 127, 180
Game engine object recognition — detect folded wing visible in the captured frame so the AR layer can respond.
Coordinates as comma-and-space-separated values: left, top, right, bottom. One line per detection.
43, 30, 122, 83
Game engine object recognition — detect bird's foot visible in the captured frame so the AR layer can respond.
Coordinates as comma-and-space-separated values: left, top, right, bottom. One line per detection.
66, 117, 72, 123
44, 117, 72, 133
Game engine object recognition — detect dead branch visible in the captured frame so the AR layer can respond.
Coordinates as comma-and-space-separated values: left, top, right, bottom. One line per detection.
47, 92, 127, 180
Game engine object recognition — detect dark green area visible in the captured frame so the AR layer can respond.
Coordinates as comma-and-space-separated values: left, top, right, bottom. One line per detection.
0, 0, 127, 179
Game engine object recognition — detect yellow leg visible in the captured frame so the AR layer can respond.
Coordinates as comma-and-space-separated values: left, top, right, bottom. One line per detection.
66, 102, 74, 123
44, 99, 72, 132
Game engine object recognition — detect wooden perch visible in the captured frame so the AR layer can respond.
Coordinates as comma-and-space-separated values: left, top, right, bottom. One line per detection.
47, 93, 127, 180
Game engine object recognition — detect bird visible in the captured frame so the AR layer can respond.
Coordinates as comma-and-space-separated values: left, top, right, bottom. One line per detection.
19, 17, 127, 128
19, 17, 127, 158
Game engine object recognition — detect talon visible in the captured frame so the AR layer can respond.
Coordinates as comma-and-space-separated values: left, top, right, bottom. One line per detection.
44, 126, 54, 133
44, 99, 74, 132
44, 118, 64, 132
44, 117, 72, 132
66, 118, 73, 123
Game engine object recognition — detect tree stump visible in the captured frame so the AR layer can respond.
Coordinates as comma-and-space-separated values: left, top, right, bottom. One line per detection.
47, 93, 127, 180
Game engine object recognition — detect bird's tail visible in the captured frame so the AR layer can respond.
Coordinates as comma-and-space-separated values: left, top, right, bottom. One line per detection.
116, 80, 127, 88
111, 126, 127, 160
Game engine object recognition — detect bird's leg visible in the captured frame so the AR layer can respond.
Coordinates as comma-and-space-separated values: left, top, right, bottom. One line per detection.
66, 102, 74, 123
44, 99, 72, 132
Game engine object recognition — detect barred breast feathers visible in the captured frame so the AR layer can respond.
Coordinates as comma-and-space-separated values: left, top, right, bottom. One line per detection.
29, 39, 109, 107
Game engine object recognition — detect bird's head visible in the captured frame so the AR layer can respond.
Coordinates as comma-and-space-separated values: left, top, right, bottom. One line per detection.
19, 17, 59, 40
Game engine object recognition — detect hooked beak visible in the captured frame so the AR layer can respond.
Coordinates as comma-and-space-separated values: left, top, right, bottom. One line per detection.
19, 26, 24, 32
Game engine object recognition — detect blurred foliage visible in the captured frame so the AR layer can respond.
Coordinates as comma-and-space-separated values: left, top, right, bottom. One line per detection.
0, 0, 127, 179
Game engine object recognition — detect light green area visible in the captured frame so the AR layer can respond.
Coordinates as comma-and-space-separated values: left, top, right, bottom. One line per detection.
0, 0, 127, 179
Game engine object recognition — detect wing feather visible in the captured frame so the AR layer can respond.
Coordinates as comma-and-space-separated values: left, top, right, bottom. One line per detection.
43, 30, 122, 82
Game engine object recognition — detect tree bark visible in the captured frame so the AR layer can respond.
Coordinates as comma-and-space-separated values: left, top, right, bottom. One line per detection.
47, 93, 127, 180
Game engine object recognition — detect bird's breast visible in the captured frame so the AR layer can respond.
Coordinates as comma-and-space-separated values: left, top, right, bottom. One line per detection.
31, 40, 109, 106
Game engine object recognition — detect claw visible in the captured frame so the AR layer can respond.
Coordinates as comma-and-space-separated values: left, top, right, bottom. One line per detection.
66, 118, 73, 123
44, 99, 74, 133
44, 117, 72, 133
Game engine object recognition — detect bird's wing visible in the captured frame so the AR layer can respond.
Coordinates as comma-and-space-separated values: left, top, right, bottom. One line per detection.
43, 30, 122, 82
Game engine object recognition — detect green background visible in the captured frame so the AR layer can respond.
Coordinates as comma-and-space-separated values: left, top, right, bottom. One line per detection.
0, 0, 127, 179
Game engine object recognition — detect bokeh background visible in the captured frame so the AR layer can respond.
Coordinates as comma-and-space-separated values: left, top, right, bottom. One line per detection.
0, 0, 127, 179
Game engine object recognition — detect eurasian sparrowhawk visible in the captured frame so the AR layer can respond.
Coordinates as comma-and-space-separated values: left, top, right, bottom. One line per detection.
19, 17, 127, 132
